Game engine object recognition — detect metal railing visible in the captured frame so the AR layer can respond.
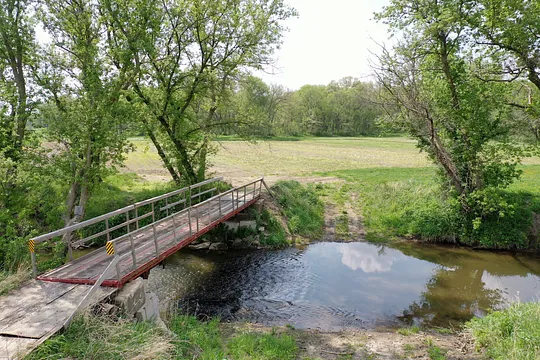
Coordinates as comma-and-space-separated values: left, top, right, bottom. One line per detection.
29, 177, 224, 277
30, 177, 270, 283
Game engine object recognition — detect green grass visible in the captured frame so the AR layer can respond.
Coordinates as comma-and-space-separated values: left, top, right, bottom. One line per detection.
31, 314, 299, 360
467, 302, 540, 360
27, 315, 173, 360
397, 325, 421, 336
227, 331, 298, 360
423, 337, 447, 360
0, 265, 31, 296
271, 181, 325, 238
318, 166, 540, 249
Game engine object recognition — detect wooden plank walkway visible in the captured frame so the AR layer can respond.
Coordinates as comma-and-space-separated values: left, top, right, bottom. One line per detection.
38, 188, 259, 287
0, 281, 116, 359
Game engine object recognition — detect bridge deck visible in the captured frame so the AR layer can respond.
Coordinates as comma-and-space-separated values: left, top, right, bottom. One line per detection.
36, 179, 262, 287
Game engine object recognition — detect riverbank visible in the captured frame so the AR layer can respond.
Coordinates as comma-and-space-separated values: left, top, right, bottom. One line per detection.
28, 301, 540, 359
28, 312, 479, 360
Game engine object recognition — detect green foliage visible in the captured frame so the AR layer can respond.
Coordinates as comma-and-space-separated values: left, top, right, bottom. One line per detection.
227, 331, 298, 360
27, 316, 172, 360
397, 326, 420, 336
169, 315, 224, 359
323, 166, 540, 249
375, 0, 540, 236
425, 338, 447, 360
32, 314, 299, 360
258, 208, 289, 247
271, 181, 324, 238
220, 76, 384, 138
467, 302, 540, 360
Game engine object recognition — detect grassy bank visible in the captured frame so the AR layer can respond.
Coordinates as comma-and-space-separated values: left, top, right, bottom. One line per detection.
31, 310, 525, 359
319, 166, 540, 249
467, 301, 540, 360
271, 181, 324, 240
29, 314, 298, 360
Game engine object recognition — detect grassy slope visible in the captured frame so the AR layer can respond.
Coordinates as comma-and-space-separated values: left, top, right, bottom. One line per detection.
467, 301, 540, 360
29, 314, 298, 360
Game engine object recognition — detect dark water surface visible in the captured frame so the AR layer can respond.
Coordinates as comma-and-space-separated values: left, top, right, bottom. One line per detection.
147, 242, 540, 330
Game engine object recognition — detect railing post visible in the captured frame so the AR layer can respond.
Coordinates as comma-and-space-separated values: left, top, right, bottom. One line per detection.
129, 233, 137, 269
151, 202, 158, 255
172, 214, 178, 243
67, 241, 73, 261
196, 207, 199, 233
188, 187, 192, 207
219, 193, 222, 217
165, 197, 169, 217
244, 185, 247, 204
126, 211, 130, 234
188, 208, 193, 235
135, 206, 139, 230
30, 239, 37, 277
106, 218, 110, 242
258, 179, 262, 197
116, 258, 121, 280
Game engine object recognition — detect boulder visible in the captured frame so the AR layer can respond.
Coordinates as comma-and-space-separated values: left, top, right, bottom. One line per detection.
209, 242, 228, 251
189, 241, 211, 250
232, 238, 244, 249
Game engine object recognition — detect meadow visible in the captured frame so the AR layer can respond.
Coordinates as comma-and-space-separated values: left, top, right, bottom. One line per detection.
121, 136, 540, 248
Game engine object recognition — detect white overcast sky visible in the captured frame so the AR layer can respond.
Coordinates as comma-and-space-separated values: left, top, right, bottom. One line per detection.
36, 0, 391, 90
257, 0, 391, 90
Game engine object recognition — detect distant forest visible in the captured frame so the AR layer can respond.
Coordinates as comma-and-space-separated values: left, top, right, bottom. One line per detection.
215, 76, 385, 137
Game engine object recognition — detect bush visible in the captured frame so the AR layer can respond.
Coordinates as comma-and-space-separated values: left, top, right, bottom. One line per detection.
271, 181, 324, 238
467, 302, 540, 360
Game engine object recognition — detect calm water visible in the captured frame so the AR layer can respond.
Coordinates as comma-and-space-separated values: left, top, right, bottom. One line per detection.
147, 242, 540, 330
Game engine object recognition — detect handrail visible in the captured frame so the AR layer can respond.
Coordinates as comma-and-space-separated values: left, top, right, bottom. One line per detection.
31, 177, 222, 244
30, 177, 266, 279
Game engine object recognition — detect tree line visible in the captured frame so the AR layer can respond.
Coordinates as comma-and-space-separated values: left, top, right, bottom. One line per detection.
216, 75, 384, 137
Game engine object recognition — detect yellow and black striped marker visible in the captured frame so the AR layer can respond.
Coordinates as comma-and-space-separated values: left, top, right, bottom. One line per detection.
28, 239, 35, 253
106, 241, 115, 255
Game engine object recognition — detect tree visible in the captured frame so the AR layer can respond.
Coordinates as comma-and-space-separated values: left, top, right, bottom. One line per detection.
38, 0, 132, 230
374, 0, 530, 237
469, 0, 540, 142
0, 0, 35, 163
105, 0, 296, 184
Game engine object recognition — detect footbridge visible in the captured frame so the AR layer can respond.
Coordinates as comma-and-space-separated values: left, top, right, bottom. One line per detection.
1, 177, 268, 359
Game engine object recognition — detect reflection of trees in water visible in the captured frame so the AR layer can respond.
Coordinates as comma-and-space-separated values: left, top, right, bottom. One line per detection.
401, 266, 503, 327
395, 242, 540, 327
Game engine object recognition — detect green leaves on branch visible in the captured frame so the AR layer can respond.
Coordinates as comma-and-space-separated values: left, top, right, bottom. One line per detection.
375, 0, 540, 243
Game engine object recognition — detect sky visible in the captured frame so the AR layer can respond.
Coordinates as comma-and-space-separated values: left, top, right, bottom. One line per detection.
257, 0, 391, 90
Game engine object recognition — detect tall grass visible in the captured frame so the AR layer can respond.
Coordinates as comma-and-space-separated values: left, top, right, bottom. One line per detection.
30, 314, 299, 360
271, 181, 324, 239
320, 166, 540, 248
27, 315, 173, 360
467, 302, 540, 360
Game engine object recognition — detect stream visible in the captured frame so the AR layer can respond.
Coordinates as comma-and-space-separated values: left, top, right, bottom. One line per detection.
146, 241, 540, 330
